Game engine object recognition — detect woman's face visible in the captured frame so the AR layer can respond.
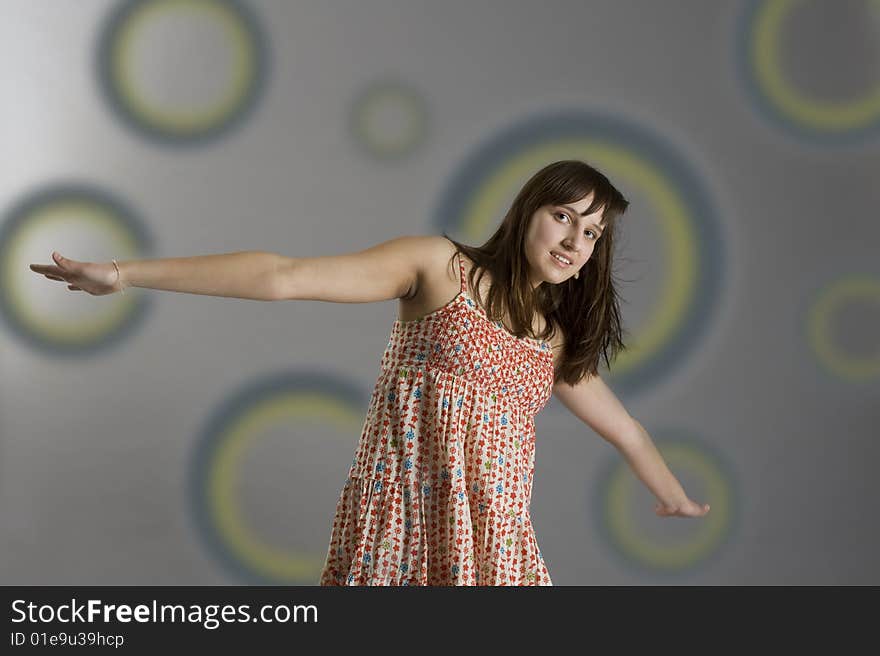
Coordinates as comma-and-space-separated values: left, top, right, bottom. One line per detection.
523, 192, 605, 288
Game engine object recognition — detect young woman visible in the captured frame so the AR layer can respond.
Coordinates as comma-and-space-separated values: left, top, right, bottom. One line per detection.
30, 160, 709, 586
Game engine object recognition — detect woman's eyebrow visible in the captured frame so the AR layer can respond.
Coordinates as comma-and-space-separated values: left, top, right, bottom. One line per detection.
559, 204, 604, 233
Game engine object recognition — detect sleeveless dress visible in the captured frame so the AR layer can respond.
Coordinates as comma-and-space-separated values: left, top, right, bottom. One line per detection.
319, 252, 555, 585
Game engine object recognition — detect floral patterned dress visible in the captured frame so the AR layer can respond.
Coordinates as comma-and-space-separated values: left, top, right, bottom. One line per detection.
319, 252, 555, 585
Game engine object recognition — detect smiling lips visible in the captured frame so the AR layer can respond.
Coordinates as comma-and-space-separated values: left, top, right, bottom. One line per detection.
550, 251, 573, 267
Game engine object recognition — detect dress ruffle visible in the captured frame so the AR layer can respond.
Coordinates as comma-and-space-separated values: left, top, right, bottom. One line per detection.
320, 474, 551, 586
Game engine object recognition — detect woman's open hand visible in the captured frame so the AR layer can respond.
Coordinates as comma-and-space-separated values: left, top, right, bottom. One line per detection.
29, 251, 123, 296
655, 498, 710, 518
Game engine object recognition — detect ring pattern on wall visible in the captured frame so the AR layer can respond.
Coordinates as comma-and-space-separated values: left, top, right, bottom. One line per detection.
349, 77, 430, 160
593, 430, 737, 575
96, 0, 270, 145
736, 0, 880, 144
0, 183, 154, 356
803, 274, 880, 382
188, 369, 369, 585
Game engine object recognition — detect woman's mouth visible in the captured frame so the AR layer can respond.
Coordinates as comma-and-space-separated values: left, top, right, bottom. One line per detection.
550, 251, 572, 268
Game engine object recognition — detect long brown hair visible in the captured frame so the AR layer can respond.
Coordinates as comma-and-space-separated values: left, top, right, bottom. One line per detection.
443, 159, 630, 386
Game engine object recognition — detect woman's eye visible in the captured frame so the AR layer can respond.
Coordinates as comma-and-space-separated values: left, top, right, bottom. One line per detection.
557, 212, 596, 239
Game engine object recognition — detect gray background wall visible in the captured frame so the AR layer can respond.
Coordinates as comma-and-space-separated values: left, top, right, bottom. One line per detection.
1, 0, 877, 585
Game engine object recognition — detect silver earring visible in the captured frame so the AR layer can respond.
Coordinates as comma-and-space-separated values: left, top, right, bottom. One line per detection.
574, 270, 580, 279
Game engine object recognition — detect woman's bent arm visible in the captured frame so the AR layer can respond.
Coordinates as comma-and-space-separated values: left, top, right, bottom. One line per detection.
117, 251, 282, 301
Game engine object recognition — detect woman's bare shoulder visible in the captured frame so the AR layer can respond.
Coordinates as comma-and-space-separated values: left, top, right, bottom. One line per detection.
404, 235, 459, 259
419, 235, 472, 282
392, 235, 462, 287
395, 236, 463, 319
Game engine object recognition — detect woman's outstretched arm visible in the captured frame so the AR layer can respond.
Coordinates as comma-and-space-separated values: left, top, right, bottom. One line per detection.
29, 235, 433, 303
30, 250, 282, 300
553, 373, 710, 518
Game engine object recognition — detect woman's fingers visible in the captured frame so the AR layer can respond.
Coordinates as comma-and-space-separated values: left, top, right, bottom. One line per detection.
31, 255, 79, 286
28, 265, 68, 282
28, 252, 73, 274
29, 256, 80, 288
655, 500, 711, 518
29, 263, 64, 276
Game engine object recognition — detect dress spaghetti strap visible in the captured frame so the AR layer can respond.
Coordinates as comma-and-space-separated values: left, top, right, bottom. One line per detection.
456, 252, 468, 297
